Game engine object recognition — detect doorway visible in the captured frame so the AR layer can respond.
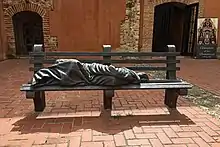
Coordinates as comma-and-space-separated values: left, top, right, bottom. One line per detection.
152, 2, 199, 56
12, 11, 44, 56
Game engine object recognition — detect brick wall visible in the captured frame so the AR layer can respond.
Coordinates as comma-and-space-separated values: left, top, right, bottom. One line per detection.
2, 0, 129, 56
1, 0, 207, 58
118, 0, 141, 52
203, 0, 220, 46
0, 1, 6, 60
2, 0, 53, 57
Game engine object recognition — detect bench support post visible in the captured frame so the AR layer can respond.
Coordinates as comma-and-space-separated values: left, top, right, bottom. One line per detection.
165, 89, 178, 108
165, 45, 178, 108
103, 45, 114, 110
32, 44, 46, 112
103, 90, 114, 110
33, 91, 46, 112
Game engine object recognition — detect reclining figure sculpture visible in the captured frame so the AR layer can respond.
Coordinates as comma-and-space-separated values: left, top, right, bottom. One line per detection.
31, 59, 149, 87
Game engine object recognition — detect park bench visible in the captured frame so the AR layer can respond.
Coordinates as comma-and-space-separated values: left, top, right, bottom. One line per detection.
20, 44, 193, 112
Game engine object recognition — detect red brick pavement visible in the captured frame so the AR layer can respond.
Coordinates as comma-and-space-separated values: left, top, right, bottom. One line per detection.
178, 58, 220, 96
0, 59, 220, 147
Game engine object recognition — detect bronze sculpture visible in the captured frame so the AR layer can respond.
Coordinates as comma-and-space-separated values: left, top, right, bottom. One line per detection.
31, 59, 149, 87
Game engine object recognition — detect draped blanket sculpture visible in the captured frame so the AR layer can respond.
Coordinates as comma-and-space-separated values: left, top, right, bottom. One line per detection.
31, 59, 149, 87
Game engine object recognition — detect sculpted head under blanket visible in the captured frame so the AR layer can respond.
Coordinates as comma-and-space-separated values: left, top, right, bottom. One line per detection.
31, 59, 149, 87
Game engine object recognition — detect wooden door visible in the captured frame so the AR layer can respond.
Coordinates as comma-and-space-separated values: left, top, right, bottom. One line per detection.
152, 4, 174, 52
23, 22, 43, 53
13, 11, 44, 56
182, 3, 199, 56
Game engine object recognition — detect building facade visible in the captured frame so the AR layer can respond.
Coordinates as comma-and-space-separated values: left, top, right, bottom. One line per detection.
142, 0, 203, 55
0, 0, 219, 60
203, 0, 220, 53
1, 0, 130, 59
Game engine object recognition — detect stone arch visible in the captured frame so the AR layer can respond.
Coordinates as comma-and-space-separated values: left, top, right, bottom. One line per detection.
154, 0, 188, 6
142, 0, 201, 52
3, 3, 50, 57
5, 3, 46, 17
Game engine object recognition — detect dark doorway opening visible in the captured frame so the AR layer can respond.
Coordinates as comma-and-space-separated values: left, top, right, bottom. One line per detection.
152, 2, 199, 56
12, 11, 44, 56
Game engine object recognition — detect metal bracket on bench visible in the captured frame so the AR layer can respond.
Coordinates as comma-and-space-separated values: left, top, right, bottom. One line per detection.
26, 91, 35, 99
178, 89, 188, 96
104, 90, 114, 97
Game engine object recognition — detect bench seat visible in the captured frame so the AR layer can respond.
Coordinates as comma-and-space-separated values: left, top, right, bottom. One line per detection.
21, 80, 192, 91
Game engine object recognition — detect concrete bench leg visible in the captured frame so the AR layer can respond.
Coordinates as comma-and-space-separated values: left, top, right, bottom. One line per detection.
103, 90, 114, 110
165, 89, 178, 108
33, 91, 46, 112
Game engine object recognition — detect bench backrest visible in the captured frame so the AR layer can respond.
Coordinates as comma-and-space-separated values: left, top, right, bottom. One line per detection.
29, 44, 180, 80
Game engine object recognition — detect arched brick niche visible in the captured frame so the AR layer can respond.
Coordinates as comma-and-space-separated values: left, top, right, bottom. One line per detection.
3, 0, 53, 57
141, 0, 202, 52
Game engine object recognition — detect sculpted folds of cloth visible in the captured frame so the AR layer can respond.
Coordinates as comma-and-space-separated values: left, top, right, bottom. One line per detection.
31, 59, 149, 87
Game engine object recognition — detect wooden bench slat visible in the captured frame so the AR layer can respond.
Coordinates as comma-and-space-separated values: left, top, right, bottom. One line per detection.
29, 52, 181, 57
29, 66, 180, 72
30, 59, 180, 64
123, 66, 180, 71
21, 81, 192, 92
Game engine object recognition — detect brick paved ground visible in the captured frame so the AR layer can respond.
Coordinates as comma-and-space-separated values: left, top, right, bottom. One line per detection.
0, 59, 220, 147
177, 58, 220, 96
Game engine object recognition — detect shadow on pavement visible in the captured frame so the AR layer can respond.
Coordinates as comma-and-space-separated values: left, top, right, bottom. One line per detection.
11, 108, 195, 135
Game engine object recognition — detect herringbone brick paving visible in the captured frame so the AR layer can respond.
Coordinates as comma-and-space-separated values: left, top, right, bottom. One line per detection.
177, 58, 220, 96
0, 59, 220, 147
